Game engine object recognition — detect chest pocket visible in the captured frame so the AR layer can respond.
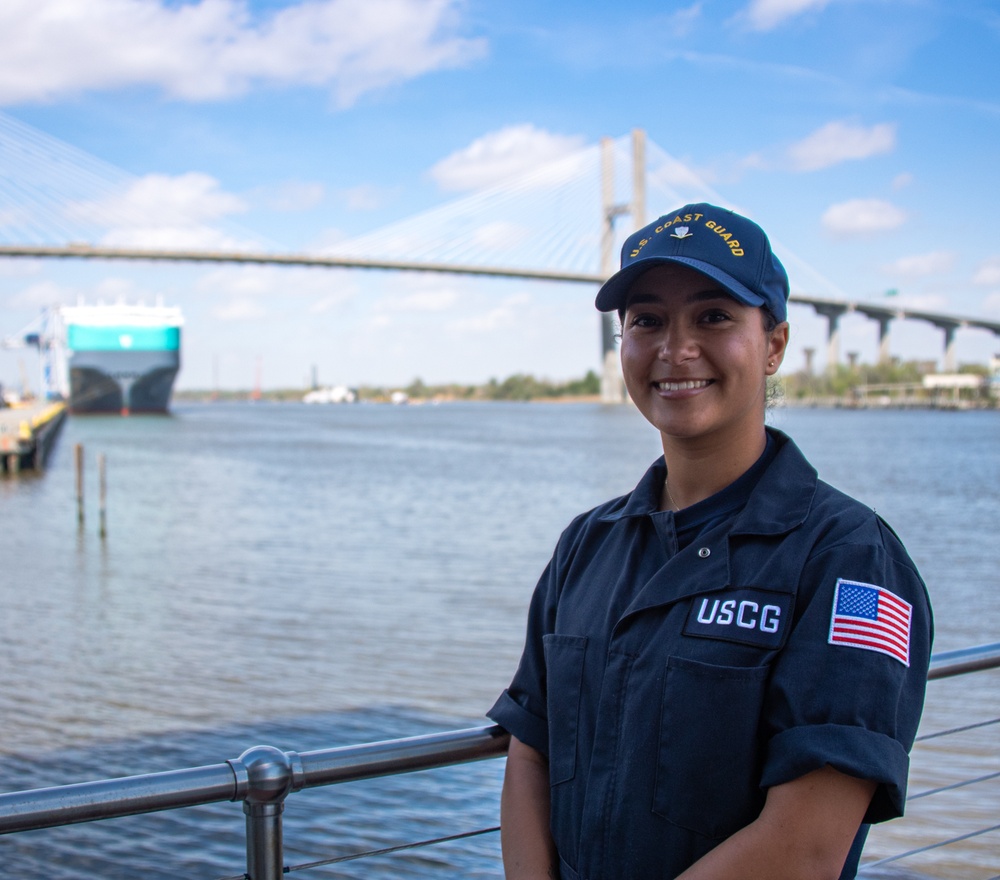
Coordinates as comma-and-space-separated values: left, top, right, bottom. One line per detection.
654, 655, 769, 840
542, 634, 588, 786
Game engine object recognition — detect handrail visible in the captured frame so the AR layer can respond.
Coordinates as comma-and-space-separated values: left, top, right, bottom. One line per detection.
0, 643, 996, 879
927, 641, 1000, 679
0, 763, 237, 834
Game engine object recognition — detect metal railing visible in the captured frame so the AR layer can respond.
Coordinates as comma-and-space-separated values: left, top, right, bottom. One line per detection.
0, 643, 998, 880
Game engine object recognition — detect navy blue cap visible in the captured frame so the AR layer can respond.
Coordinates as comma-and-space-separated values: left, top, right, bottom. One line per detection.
595, 203, 790, 322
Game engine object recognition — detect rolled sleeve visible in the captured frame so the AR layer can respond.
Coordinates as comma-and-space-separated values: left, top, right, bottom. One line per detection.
761, 522, 932, 823
763, 724, 910, 820
488, 689, 549, 757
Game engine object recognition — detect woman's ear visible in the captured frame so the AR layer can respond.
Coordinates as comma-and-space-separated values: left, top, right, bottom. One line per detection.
766, 322, 790, 375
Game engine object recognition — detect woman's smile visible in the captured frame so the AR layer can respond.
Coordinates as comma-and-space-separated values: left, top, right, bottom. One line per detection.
654, 378, 713, 393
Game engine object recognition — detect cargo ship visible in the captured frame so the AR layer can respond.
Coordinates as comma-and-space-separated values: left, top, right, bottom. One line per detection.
59, 302, 183, 414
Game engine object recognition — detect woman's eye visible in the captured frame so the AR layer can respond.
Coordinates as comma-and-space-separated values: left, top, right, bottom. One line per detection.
701, 310, 731, 324
629, 313, 659, 328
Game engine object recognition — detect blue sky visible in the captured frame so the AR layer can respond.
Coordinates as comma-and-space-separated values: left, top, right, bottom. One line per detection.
1, 0, 999, 392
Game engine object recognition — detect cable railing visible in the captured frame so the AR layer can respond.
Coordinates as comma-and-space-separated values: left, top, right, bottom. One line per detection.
0, 643, 997, 880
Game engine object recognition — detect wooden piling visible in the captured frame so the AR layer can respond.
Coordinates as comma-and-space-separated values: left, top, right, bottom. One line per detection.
75, 443, 84, 526
98, 453, 107, 539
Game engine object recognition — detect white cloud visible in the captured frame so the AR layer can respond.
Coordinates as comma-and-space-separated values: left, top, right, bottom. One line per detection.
983, 292, 1000, 314
0, 0, 485, 106
429, 125, 586, 192
73, 172, 246, 225
372, 274, 462, 313
308, 228, 349, 251
0, 258, 41, 278
58, 171, 257, 249
973, 257, 1000, 286
881, 251, 956, 277
471, 221, 530, 251
821, 199, 907, 237
309, 292, 355, 314
892, 172, 914, 191
212, 299, 267, 321
341, 184, 384, 212
737, 153, 768, 173
741, 0, 832, 31
195, 265, 353, 316
8, 275, 167, 309
666, 4, 703, 36
648, 154, 717, 190
446, 291, 529, 333
10, 279, 76, 308
99, 225, 250, 249
787, 120, 896, 172
889, 292, 950, 312
0, 207, 27, 231
447, 306, 516, 334
93, 276, 154, 300
395, 289, 460, 311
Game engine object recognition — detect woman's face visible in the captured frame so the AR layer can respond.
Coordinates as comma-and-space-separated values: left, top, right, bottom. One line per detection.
620, 263, 788, 450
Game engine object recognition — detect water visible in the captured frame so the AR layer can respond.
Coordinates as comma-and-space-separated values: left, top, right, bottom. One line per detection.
1, 403, 997, 878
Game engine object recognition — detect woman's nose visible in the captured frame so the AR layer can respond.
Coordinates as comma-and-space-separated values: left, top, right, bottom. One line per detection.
658, 324, 697, 363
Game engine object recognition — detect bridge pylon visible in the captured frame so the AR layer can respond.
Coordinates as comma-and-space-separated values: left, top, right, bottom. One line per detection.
600, 129, 646, 404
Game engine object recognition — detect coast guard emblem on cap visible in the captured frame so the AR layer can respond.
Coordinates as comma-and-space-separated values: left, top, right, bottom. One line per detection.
670, 226, 692, 239
828, 578, 912, 666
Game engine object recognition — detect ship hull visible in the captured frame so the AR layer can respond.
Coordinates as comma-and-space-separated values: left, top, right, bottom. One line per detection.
68, 350, 180, 414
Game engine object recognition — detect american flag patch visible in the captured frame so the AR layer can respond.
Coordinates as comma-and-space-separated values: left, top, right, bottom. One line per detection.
828, 578, 912, 666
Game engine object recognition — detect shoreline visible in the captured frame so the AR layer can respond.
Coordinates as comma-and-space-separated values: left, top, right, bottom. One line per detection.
169, 393, 998, 411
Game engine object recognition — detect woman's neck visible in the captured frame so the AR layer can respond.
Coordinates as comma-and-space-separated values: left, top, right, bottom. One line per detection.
660, 427, 768, 511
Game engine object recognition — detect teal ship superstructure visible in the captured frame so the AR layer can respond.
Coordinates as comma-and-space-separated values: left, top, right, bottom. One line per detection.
60, 302, 183, 414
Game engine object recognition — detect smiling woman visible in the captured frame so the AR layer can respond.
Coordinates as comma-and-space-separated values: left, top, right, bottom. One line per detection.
488, 203, 934, 880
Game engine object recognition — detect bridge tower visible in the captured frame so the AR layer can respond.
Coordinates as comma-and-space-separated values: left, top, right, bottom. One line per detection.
600, 129, 646, 403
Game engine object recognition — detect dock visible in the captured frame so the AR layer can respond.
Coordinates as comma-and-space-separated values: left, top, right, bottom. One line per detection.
0, 401, 67, 474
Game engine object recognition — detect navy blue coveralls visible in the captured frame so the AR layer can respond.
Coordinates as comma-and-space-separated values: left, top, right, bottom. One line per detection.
489, 429, 932, 880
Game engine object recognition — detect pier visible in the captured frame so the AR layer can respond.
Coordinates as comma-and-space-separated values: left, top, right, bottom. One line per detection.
0, 400, 66, 474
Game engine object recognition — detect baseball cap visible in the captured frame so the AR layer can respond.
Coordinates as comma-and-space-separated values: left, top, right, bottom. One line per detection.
595, 203, 790, 322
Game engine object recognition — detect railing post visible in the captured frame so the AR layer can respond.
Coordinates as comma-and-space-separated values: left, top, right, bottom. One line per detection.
229, 746, 304, 880
244, 801, 284, 880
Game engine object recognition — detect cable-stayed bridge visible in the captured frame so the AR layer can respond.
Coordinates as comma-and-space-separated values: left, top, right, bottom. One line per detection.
1, 114, 998, 391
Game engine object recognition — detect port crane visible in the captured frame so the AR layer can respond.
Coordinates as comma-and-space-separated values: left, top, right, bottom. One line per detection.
1, 308, 69, 402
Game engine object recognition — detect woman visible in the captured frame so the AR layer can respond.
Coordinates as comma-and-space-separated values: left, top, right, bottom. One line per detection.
488, 203, 932, 880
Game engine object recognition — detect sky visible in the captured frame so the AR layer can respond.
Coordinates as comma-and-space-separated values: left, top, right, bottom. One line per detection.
1, 0, 999, 393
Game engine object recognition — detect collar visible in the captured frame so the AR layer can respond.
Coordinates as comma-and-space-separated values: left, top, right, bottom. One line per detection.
732, 428, 817, 536
597, 428, 817, 537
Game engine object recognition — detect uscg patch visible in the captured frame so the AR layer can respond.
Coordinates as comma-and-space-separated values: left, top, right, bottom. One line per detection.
684, 588, 791, 649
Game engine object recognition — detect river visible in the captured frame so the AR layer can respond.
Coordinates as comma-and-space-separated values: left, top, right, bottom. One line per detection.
0, 402, 997, 878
